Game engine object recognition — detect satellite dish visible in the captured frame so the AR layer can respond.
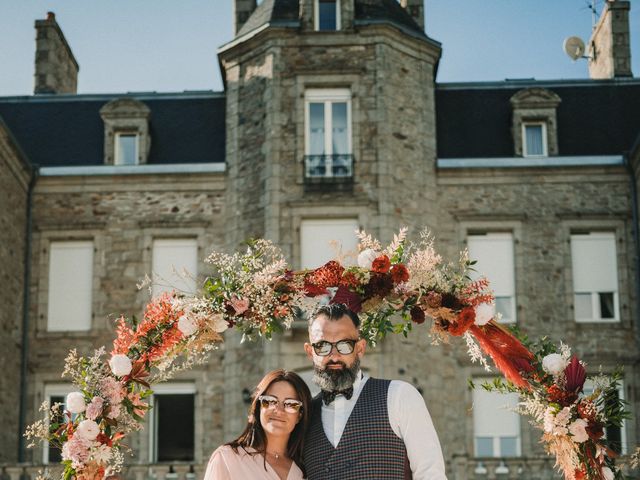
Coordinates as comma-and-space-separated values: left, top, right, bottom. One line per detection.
563, 36, 586, 61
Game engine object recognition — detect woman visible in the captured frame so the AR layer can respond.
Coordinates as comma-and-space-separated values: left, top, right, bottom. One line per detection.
204, 369, 312, 480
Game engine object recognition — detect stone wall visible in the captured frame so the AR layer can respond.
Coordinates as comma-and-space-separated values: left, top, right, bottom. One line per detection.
436, 165, 639, 461
23, 171, 228, 464
0, 123, 31, 462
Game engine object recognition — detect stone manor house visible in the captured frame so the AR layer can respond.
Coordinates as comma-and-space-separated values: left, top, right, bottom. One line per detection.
1, 1, 640, 478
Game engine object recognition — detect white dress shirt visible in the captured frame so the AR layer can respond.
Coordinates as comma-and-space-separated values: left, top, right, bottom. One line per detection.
320, 371, 447, 480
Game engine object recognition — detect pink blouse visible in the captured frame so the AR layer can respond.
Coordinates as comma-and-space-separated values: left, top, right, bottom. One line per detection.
203, 445, 304, 480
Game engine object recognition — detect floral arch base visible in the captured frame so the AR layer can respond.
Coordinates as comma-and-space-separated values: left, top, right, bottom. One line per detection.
26, 228, 635, 480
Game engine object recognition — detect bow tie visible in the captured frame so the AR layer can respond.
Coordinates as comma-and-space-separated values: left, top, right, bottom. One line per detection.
322, 387, 354, 405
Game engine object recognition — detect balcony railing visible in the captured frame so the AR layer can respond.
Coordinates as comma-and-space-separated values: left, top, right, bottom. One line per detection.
304, 154, 353, 179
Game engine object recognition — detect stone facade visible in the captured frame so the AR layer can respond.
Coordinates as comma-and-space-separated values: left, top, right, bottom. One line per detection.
1, 2, 639, 479
0, 122, 32, 463
21, 170, 228, 464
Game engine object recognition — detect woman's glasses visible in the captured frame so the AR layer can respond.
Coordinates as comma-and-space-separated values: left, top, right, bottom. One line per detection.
258, 395, 303, 413
311, 339, 357, 356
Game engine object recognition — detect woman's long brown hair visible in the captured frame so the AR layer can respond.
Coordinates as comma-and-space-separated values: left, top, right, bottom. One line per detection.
226, 369, 312, 472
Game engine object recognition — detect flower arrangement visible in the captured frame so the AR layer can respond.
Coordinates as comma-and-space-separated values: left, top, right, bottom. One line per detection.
25, 228, 635, 480
25, 293, 227, 479
480, 339, 629, 480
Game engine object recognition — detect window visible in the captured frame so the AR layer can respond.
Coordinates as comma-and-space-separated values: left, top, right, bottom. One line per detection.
47, 241, 93, 331
115, 132, 139, 165
583, 379, 627, 454
300, 218, 359, 269
473, 381, 521, 457
149, 383, 196, 462
467, 233, 516, 323
305, 89, 352, 178
43, 384, 75, 464
315, 0, 339, 31
571, 232, 619, 322
522, 122, 547, 157
152, 239, 198, 297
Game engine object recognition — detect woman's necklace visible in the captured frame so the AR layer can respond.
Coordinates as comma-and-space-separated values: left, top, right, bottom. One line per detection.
266, 450, 285, 462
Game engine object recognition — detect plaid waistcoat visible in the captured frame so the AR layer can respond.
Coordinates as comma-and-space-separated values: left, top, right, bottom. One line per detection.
304, 378, 410, 480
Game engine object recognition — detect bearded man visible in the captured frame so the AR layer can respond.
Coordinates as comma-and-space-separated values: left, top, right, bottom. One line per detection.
303, 302, 447, 479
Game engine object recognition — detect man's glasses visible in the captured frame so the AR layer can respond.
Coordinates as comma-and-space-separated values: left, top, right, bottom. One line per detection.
258, 395, 303, 413
311, 339, 357, 356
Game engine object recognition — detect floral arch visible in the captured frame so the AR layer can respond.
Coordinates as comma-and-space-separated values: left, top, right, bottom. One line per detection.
27, 228, 635, 480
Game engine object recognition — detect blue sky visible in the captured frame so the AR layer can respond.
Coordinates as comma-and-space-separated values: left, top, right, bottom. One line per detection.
0, 0, 638, 95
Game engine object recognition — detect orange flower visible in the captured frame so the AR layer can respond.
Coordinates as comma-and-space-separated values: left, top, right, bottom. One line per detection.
371, 255, 391, 274
390, 264, 409, 284
449, 307, 475, 336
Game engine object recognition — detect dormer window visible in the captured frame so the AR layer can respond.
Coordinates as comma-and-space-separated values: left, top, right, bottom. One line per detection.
522, 122, 547, 157
315, 0, 340, 31
99, 98, 151, 165
115, 132, 139, 165
510, 88, 560, 158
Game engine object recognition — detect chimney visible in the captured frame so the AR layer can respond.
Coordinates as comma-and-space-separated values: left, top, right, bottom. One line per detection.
588, 0, 632, 79
34, 12, 79, 94
234, 0, 258, 36
400, 0, 424, 31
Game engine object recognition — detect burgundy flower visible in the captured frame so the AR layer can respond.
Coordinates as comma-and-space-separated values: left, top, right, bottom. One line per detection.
390, 264, 409, 284
365, 273, 394, 298
564, 356, 586, 394
410, 305, 426, 324
371, 255, 391, 274
330, 285, 363, 313
425, 291, 442, 308
440, 293, 463, 310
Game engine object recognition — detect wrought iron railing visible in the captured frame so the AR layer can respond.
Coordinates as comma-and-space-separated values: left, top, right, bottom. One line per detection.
303, 154, 354, 179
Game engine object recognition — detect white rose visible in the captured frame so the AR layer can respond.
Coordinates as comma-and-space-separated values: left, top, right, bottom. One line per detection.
601, 467, 615, 480
542, 353, 569, 376
76, 419, 100, 441
211, 313, 228, 333
177, 315, 198, 336
357, 249, 378, 269
568, 418, 589, 443
474, 303, 495, 326
108, 354, 132, 377
66, 392, 86, 414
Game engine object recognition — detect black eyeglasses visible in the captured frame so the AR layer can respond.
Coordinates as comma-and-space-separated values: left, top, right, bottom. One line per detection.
311, 339, 358, 356
257, 395, 303, 413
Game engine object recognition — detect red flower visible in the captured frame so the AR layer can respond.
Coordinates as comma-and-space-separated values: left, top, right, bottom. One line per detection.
449, 307, 475, 336
339, 271, 360, 289
564, 356, 586, 394
371, 255, 391, 274
390, 264, 409, 284
410, 305, 425, 324
365, 273, 394, 298
586, 420, 604, 440
331, 286, 363, 313
96, 433, 113, 447
547, 384, 577, 406
577, 399, 597, 422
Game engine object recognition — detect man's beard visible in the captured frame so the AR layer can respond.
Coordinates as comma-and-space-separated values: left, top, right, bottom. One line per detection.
313, 357, 360, 392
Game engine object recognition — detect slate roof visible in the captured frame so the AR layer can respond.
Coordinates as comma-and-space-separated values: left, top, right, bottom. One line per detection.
436, 79, 640, 158
0, 92, 225, 167
236, 0, 429, 40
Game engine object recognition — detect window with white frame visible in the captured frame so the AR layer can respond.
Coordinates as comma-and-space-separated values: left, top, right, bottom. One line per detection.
305, 89, 352, 178
47, 241, 93, 331
571, 232, 619, 322
473, 381, 521, 457
522, 122, 547, 157
114, 132, 139, 165
315, 0, 340, 31
149, 383, 196, 462
300, 218, 359, 269
583, 378, 627, 454
467, 233, 516, 323
43, 384, 75, 464
152, 238, 198, 297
